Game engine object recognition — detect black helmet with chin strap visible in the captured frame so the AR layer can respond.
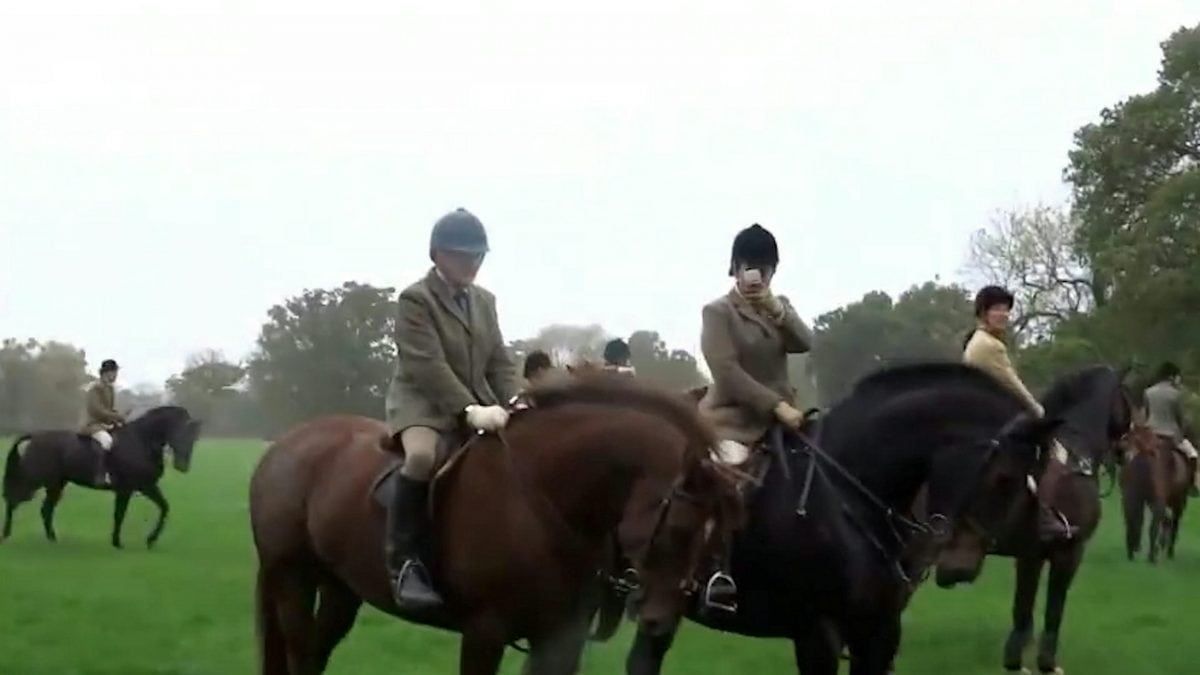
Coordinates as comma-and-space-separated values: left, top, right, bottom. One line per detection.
100, 359, 119, 374
429, 208, 489, 260
729, 224, 779, 275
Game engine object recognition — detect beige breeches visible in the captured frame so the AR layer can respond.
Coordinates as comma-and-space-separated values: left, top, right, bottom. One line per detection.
92, 430, 114, 451
399, 426, 441, 481
715, 439, 751, 465
1179, 438, 1198, 460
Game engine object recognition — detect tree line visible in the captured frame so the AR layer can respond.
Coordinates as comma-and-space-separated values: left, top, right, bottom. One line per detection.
3, 23, 1197, 435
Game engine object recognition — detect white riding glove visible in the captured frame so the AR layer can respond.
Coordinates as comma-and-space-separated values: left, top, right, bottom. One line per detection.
465, 404, 510, 432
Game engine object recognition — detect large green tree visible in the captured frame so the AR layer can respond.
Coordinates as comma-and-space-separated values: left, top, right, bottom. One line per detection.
166, 350, 252, 435
0, 338, 91, 431
248, 282, 397, 432
811, 282, 973, 403
1064, 23, 1200, 376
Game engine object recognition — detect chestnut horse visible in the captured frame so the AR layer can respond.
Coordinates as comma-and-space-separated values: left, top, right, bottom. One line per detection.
249, 377, 743, 675
1121, 427, 1191, 563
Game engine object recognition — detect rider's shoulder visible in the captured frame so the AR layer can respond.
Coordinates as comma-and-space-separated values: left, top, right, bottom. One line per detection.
702, 293, 736, 316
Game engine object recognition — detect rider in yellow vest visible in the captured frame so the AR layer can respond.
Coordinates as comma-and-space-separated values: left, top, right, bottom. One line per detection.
80, 359, 125, 486
963, 286, 1077, 542
384, 208, 519, 611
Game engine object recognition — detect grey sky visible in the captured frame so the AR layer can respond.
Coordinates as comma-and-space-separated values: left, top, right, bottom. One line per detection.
1, 1, 1194, 388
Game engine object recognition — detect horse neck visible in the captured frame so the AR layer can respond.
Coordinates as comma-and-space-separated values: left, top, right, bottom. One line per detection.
127, 412, 171, 453
827, 390, 1003, 511
1047, 377, 1118, 458
532, 418, 683, 538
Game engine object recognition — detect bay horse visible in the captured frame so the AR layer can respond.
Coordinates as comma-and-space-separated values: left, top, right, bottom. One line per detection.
1121, 426, 1191, 563
935, 365, 1137, 674
248, 377, 743, 675
625, 363, 1055, 675
2, 405, 203, 548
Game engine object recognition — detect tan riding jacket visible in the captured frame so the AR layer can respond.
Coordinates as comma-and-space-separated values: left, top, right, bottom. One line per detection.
1144, 381, 1188, 443
81, 380, 123, 435
385, 268, 519, 434
962, 328, 1043, 415
699, 289, 813, 444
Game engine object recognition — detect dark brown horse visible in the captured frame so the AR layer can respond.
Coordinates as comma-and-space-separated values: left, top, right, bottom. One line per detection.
2, 406, 202, 548
1121, 426, 1191, 563
935, 365, 1138, 675
248, 377, 743, 675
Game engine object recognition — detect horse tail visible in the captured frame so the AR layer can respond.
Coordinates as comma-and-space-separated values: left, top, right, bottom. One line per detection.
4, 435, 32, 503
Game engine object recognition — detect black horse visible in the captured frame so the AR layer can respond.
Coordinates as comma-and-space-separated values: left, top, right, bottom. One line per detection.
934, 365, 1134, 674
626, 363, 1057, 675
2, 405, 202, 548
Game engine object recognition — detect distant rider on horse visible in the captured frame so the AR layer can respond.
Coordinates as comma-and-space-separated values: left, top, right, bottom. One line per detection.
602, 338, 636, 376
1143, 361, 1199, 497
697, 223, 814, 613
384, 208, 519, 612
963, 285, 1078, 541
81, 358, 124, 486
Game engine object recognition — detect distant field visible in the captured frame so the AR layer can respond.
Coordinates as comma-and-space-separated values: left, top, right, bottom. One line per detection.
1, 437, 1196, 674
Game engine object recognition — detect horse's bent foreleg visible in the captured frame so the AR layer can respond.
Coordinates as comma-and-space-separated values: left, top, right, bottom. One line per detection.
41, 483, 64, 542
625, 620, 679, 675
2, 499, 16, 540
845, 613, 900, 675
140, 484, 170, 548
792, 624, 840, 675
525, 609, 592, 675
1038, 547, 1083, 674
312, 581, 362, 673
1004, 555, 1043, 671
111, 490, 132, 549
460, 613, 507, 675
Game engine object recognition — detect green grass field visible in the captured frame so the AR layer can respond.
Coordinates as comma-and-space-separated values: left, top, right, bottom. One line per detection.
1, 438, 1197, 674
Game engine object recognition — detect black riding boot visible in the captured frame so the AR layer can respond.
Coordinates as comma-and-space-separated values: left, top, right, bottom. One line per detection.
1188, 457, 1198, 498
384, 474, 443, 611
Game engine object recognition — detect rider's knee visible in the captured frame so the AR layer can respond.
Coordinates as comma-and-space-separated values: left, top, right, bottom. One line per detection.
399, 427, 440, 480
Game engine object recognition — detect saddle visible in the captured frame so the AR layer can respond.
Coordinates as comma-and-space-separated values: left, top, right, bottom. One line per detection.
369, 428, 473, 511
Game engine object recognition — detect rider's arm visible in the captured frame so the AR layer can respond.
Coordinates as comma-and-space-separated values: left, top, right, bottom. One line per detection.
396, 291, 476, 414
482, 296, 519, 404
86, 386, 124, 424
773, 295, 813, 354
964, 334, 1044, 416
701, 303, 784, 416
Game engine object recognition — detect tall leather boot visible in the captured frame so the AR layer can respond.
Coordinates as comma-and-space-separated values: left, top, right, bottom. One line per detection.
1036, 459, 1078, 542
384, 474, 443, 611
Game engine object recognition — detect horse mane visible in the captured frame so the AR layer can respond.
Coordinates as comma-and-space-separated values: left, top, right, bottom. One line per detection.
849, 361, 1023, 407
524, 376, 718, 461
1040, 364, 1117, 416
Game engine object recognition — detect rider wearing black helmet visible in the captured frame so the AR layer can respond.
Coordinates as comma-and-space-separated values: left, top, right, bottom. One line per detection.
383, 208, 519, 611
963, 285, 1078, 541
81, 358, 124, 486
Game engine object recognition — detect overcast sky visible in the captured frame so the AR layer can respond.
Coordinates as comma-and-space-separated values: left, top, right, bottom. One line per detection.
1, 1, 1195, 388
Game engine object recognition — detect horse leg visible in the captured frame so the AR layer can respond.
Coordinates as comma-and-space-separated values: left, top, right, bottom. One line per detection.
270, 563, 320, 675
845, 614, 900, 675
3, 498, 15, 540
256, 566, 290, 675
459, 613, 507, 675
524, 609, 593, 675
312, 581, 362, 673
1037, 547, 1083, 674
1122, 483, 1143, 561
1004, 555, 1043, 672
1148, 499, 1165, 564
139, 484, 170, 548
625, 621, 679, 675
1170, 498, 1186, 560
792, 625, 839, 675
111, 489, 132, 549
41, 482, 64, 542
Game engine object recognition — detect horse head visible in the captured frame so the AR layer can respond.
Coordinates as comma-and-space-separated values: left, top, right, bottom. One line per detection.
133, 406, 203, 472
